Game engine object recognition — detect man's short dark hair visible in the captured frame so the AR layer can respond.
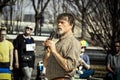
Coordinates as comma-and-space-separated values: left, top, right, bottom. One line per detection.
57, 13, 75, 32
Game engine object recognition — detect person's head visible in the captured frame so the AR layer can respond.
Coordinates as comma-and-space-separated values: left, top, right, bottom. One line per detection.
56, 13, 75, 35
114, 40, 120, 53
0, 27, 7, 41
81, 46, 86, 53
80, 40, 88, 53
24, 26, 33, 35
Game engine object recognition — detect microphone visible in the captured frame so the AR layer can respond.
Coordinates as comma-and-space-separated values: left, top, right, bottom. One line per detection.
48, 31, 56, 40
44, 31, 56, 50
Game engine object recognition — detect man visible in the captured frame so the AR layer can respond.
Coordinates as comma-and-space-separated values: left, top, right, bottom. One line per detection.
14, 26, 35, 80
76, 40, 94, 79
43, 13, 81, 80
106, 40, 120, 80
0, 27, 13, 79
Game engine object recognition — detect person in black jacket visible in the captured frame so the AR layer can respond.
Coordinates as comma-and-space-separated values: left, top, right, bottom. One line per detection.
13, 26, 35, 80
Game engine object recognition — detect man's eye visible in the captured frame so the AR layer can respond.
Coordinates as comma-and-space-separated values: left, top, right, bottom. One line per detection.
57, 22, 63, 24
61, 22, 64, 24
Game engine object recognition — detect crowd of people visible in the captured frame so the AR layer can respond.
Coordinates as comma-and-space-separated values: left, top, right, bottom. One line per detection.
0, 13, 120, 80
0, 25, 35, 80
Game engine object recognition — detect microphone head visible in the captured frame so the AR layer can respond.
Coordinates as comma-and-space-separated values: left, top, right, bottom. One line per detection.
49, 31, 56, 40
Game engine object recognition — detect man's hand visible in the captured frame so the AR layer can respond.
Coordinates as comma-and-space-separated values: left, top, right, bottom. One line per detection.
43, 39, 54, 67
9, 66, 13, 70
43, 39, 57, 54
15, 62, 19, 69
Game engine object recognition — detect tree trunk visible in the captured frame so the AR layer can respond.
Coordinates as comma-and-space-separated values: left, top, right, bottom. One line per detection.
81, 8, 86, 39
34, 14, 39, 36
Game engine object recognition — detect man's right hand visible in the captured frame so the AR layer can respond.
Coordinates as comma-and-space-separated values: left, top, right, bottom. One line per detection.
15, 62, 19, 69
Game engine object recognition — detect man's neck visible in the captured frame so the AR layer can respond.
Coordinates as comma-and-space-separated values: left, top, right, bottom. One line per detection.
60, 30, 73, 39
0, 38, 5, 42
80, 53, 84, 56
23, 34, 31, 38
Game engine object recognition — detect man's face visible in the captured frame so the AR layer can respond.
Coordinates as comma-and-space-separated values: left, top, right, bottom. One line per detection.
81, 47, 86, 53
25, 27, 32, 35
115, 42, 120, 53
0, 30, 6, 40
56, 18, 72, 35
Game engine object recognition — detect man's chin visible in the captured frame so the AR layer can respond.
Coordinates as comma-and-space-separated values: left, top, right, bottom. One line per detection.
26, 32, 30, 35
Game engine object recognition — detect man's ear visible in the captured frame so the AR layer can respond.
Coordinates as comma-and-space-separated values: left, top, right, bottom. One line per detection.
71, 24, 74, 32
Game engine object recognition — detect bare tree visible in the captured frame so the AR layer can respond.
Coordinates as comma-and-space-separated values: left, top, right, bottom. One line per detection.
3, 0, 16, 33
31, 0, 50, 35
66, 0, 120, 53
52, 0, 57, 27
0, 0, 10, 26
0, 0, 10, 12
15, 0, 24, 33
9, 0, 16, 33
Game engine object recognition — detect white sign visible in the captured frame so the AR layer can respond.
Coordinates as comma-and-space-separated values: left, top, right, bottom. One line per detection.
26, 43, 36, 51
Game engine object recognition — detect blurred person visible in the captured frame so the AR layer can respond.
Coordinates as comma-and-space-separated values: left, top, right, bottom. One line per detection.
43, 13, 81, 80
106, 40, 120, 80
76, 40, 94, 79
14, 26, 35, 80
0, 27, 13, 77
